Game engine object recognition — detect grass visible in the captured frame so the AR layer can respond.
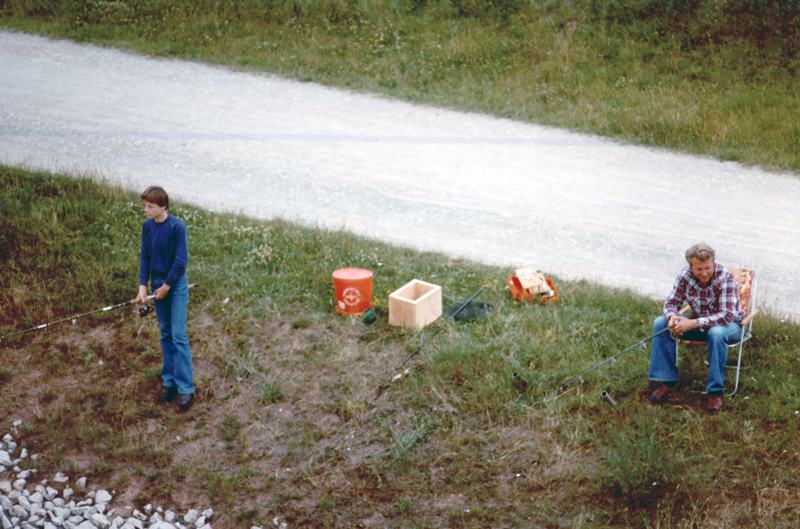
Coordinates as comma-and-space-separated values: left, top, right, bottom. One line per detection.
1, 0, 800, 174
2, 166, 800, 527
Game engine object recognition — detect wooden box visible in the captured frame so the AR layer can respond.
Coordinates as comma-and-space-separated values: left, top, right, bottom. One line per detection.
389, 279, 442, 330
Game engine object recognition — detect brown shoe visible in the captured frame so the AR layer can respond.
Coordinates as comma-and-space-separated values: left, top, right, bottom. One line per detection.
706, 395, 724, 414
650, 384, 673, 404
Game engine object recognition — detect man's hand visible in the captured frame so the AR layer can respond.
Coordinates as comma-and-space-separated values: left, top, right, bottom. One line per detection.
667, 314, 699, 335
154, 283, 171, 300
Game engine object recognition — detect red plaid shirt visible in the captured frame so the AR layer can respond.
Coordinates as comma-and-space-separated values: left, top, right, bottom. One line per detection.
663, 263, 745, 330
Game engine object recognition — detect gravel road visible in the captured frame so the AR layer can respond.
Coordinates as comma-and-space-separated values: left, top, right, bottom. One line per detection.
2, 29, 799, 321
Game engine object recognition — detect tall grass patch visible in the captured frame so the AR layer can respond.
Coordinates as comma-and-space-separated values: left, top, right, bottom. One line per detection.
2, 1, 800, 171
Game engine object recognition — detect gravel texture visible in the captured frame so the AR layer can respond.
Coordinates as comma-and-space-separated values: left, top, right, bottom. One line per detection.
0, 422, 222, 529
1, 29, 799, 320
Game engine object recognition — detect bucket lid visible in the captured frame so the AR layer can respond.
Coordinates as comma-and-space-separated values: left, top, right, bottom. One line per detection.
332, 267, 373, 280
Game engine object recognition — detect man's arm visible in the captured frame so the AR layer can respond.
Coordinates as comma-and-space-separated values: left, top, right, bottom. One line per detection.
663, 269, 699, 334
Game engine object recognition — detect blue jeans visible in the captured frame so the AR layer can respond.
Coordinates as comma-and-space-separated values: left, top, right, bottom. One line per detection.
152, 274, 195, 395
648, 316, 742, 394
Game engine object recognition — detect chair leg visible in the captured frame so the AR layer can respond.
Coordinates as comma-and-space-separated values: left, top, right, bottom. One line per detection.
727, 341, 745, 397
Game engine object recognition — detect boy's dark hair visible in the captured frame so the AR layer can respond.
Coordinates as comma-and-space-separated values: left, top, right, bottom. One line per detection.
140, 186, 169, 209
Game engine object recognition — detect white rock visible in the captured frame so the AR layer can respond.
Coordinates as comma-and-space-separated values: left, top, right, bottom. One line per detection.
12, 480, 25, 492
10, 505, 27, 518
202, 509, 214, 518
143, 505, 152, 514
1, 436, 11, 444
63, 488, 74, 500
120, 524, 136, 529
91, 512, 110, 529
95, 490, 112, 504
19, 450, 27, 459
0, 453, 10, 467
16, 470, 31, 480
1, 514, 11, 529
44, 522, 57, 529
29, 492, 43, 504
164, 511, 175, 523
76, 521, 97, 529
45, 487, 58, 501
75, 477, 86, 489
52, 473, 69, 483
183, 509, 198, 524
195, 516, 206, 527
149, 512, 163, 525
87, 491, 96, 499
0, 496, 11, 510
97, 503, 106, 514
132, 509, 146, 520
17, 495, 31, 509
0, 482, 11, 493
127, 516, 144, 529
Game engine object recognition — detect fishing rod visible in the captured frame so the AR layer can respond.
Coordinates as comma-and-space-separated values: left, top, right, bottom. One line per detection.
2, 283, 199, 340
395, 285, 487, 370
550, 326, 670, 397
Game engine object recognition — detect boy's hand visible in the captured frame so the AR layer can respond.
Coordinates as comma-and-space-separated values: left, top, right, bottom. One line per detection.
154, 283, 171, 300
135, 285, 149, 304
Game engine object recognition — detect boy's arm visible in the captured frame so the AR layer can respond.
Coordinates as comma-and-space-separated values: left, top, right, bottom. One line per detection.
164, 219, 189, 287
137, 222, 151, 303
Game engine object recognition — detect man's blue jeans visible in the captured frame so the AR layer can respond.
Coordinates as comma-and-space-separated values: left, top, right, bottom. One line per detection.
648, 316, 742, 394
152, 274, 195, 395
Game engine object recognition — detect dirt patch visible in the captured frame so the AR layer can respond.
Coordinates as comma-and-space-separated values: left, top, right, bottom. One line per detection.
0, 301, 595, 528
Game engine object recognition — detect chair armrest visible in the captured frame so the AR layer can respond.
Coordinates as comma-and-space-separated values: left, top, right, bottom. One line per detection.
741, 310, 758, 327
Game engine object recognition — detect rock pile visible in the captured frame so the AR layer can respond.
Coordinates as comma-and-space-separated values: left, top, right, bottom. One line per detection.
0, 421, 215, 529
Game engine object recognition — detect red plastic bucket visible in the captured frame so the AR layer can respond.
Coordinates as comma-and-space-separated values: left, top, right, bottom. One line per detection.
332, 268, 373, 315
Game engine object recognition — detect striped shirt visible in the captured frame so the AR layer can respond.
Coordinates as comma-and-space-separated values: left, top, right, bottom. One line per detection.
663, 263, 745, 330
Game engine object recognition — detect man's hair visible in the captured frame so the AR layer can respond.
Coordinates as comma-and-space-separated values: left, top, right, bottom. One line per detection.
685, 243, 715, 263
140, 186, 169, 209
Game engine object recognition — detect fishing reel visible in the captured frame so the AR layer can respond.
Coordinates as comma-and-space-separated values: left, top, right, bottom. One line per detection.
138, 304, 155, 318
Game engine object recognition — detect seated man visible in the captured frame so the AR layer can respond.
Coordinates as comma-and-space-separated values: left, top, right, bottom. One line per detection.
648, 243, 745, 414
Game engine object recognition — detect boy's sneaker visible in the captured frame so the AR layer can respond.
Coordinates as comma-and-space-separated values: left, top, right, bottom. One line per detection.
158, 386, 177, 403
178, 393, 195, 411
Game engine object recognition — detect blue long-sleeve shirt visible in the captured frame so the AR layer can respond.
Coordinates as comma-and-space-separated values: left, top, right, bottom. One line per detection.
139, 214, 189, 287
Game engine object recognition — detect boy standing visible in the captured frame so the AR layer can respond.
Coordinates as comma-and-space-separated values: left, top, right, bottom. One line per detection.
135, 186, 195, 410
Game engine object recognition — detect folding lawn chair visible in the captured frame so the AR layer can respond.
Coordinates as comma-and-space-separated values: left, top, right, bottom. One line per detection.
675, 268, 758, 397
